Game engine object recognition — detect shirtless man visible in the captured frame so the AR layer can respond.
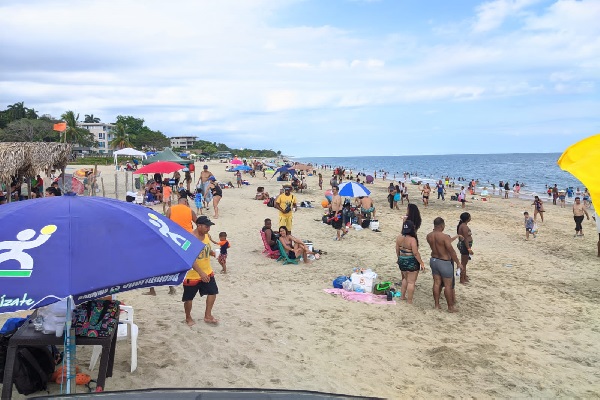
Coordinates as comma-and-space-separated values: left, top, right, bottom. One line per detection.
360, 196, 375, 220
572, 197, 589, 237
426, 217, 462, 313
198, 165, 213, 209
330, 186, 345, 240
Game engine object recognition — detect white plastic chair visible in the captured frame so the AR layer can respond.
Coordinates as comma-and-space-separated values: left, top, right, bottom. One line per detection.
89, 305, 138, 373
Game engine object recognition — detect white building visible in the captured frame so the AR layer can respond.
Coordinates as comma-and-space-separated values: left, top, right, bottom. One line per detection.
170, 135, 197, 149
78, 122, 115, 154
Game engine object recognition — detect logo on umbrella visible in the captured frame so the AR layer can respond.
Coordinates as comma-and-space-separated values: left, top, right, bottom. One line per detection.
0, 225, 57, 278
147, 214, 191, 250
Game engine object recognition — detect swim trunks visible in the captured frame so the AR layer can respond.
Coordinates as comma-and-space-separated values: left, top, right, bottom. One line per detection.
430, 257, 454, 279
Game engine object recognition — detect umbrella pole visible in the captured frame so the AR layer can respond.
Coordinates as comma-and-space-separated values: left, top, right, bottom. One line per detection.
64, 296, 76, 394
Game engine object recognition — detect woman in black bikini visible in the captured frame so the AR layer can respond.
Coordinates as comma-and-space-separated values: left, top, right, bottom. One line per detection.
457, 212, 473, 284
395, 220, 425, 304
532, 195, 544, 222
208, 177, 222, 219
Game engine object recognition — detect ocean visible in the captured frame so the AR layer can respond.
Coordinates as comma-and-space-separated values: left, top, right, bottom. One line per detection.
292, 153, 584, 196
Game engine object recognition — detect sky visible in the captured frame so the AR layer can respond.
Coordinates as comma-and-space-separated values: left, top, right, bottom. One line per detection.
0, 0, 599, 157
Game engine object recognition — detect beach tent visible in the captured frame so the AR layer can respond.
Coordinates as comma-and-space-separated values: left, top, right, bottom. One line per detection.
142, 147, 189, 165
113, 147, 147, 165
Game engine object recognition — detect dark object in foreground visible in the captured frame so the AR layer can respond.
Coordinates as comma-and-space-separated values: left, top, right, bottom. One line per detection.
33, 388, 383, 399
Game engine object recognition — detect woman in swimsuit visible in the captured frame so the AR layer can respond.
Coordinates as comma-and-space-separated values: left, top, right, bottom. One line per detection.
395, 220, 425, 304
403, 203, 422, 233
278, 226, 314, 263
456, 212, 473, 284
393, 185, 401, 210
532, 195, 545, 222
208, 177, 222, 219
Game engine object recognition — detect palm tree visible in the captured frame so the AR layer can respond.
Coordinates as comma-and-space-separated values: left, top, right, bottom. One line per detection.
109, 122, 132, 149
25, 108, 38, 119
60, 110, 95, 146
6, 102, 27, 121
84, 114, 101, 123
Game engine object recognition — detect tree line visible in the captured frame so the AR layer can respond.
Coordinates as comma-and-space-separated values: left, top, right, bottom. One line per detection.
0, 102, 281, 158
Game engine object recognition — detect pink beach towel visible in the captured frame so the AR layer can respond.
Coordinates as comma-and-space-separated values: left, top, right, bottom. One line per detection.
323, 288, 396, 305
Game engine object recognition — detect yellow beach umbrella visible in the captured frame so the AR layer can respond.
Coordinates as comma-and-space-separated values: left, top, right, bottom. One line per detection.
557, 133, 600, 205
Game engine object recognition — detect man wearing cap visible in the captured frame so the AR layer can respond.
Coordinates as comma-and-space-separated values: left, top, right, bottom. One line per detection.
198, 164, 214, 210
275, 185, 297, 233
183, 215, 219, 326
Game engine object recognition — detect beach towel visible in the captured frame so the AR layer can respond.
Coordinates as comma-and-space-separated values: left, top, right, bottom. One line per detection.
323, 289, 396, 305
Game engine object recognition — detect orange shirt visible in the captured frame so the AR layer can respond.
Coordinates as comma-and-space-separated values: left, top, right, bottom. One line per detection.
163, 186, 172, 200
169, 204, 194, 232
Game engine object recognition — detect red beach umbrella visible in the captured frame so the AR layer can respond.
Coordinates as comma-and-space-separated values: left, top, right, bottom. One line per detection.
133, 161, 184, 174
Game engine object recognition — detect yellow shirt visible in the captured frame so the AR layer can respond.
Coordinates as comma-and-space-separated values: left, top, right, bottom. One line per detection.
276, 193, 296, 217
185, 235, 212, 280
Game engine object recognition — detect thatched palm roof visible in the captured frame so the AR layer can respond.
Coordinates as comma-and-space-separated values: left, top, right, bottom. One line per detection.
0, 142, 72, 182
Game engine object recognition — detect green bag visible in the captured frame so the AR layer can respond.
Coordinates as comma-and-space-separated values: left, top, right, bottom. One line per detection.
373, 281, 392, 295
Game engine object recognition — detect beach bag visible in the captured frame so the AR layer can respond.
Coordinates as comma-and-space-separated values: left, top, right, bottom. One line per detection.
72, 300, 120, 338
266, 197, 275, 207
333, 276, 349, 289
361, 219, 371, 229
369, 220, 379, 230
373, 281, 392, 295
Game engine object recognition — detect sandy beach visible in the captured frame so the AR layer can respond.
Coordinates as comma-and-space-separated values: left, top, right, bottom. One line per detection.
3, 160, 600, 398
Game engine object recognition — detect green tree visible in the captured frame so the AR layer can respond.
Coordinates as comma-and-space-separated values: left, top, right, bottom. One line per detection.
84, 114, 100, 123
60, 110, 95, 146
0, 119, 57, 142
131, 128, 170, 149
6, 102, 27, 120
109, 122, 132, 149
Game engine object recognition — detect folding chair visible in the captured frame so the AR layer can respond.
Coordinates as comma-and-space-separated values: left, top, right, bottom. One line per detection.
276, 239, 299, 265
260, 230, 280, 259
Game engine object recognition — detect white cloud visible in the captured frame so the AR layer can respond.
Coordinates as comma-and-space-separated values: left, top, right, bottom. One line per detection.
472, 0, 542, 33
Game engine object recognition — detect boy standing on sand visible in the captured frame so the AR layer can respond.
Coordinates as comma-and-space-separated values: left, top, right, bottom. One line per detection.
524, 212, 536, 240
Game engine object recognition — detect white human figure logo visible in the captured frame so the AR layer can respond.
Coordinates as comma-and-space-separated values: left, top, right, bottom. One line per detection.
147, 213, 190, 249
0, 225, 57, 270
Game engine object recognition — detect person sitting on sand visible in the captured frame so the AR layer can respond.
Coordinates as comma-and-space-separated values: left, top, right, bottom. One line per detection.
255, 187, 270, 200
182, 216, 219, 326
426, 217, 462, 313
396, 220, 425, 304
277, 226, 314, 264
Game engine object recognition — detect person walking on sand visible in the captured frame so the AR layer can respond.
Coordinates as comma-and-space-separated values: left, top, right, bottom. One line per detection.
208, 176, 222, 219
198, 165, 213, 210
426, 217, 462, 313
436, 180, 445, 201
182, 216, 219, 327
459, 186, 467, 208
572, 197, 589, 237
456, 212, 473, 284
552, 184, 559, 205
524, 212, 536, 240
146, 197, 198, 296
422, 183, 431, 207
318, 173, 323, 190
396, 220, 425, 304
532, 195, 545, 222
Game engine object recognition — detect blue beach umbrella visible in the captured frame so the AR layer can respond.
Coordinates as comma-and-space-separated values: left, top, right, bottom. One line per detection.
0, 195, 204, 314
338, 181, 371, 197
232, 165, 252, 171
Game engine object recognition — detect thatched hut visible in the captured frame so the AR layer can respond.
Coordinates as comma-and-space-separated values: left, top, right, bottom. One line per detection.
0, 142, 72, 201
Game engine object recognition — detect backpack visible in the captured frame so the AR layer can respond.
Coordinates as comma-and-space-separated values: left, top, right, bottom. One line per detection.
0, 317, 27, 383
266, 197, 275, 207
12, 346, 56, 395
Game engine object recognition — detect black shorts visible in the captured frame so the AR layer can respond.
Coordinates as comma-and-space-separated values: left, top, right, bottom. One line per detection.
331, 218, 343, 230
181, 276, 218, 301
288, 250, 297, 259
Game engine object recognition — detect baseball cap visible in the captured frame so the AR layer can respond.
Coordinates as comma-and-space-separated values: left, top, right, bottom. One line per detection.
196, 216, 215, 226
401, 220, 415, 235
203, 165, 208, 169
